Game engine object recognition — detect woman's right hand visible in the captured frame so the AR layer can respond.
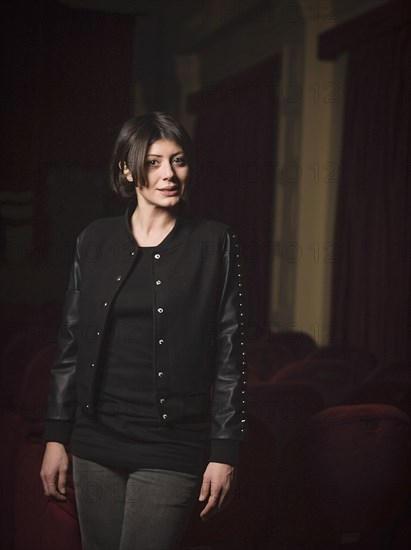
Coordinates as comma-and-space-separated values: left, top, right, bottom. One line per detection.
40, 442, 69, 501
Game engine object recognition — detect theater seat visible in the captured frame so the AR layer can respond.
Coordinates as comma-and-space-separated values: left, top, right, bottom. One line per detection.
307, 345, 377, 380
248, 381, 324, 470
247, 341, 294, 385
264, 404, 411, 549
14, 441, 81, 550
270, 358, 358, 407
340, 378, 411, 418
13, 343, 82, 550
366, 360, 411, 384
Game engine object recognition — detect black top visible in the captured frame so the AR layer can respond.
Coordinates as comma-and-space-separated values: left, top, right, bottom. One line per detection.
70, 244, 209, 475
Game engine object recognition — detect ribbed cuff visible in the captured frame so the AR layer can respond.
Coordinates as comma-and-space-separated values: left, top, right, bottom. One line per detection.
209, 439, 240, 466
43, 420, 73, 445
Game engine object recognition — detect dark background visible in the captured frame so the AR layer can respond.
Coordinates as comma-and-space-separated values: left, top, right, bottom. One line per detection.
0, 1, 410, 548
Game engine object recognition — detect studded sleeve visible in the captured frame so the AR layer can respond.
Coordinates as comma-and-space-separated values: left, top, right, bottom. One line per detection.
209, 228, 248, 465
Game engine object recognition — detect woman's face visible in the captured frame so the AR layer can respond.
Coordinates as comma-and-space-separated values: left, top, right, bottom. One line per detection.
134, 139, 189, 209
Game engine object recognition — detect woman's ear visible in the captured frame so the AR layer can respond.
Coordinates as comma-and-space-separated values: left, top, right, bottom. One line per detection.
120, 161, 133, 182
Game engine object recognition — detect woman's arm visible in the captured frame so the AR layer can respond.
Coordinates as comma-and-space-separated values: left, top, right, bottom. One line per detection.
199, 228, 247, 519
40, 231, 83, 499
199, 462, 236, 521
209, 228, 248, 460
40, 442, 69, 501
43, 231, 83, 443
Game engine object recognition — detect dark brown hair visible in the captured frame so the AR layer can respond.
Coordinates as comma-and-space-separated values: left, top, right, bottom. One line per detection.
109, 111, 194, 201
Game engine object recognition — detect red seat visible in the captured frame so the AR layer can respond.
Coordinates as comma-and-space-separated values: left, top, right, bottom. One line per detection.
366, 360, 411, 384
264, 404, 411, 549
340, 378, 411, 419
0, 342, 59, 550
262, 330, 317, 362
307, 345, 377, 381
248, 381, 324, 470
247, 341, 293, 385
271, 358, 358, 407
390, 494, 411, 549
12, 343, 81, 550
13, 441, 81, 550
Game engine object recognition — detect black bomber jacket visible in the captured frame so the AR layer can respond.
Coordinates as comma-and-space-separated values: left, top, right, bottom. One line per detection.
44, 203, 248, 465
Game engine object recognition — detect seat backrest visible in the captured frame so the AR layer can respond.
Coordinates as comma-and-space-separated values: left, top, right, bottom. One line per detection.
271, 404, 411, 547
248, 381, 325, 471
266, 330, 317, 361
340, 378, 411, 419
271, 358, 358, 407
366, 360, 411, 384
308, 345, 377, 379
247, 341, 293, 384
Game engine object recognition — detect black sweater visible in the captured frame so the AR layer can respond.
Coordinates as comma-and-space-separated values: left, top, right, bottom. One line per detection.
70, 245, 210, 475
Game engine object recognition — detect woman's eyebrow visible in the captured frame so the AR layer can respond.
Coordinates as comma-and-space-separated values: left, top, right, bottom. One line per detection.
146, 151, 184, 158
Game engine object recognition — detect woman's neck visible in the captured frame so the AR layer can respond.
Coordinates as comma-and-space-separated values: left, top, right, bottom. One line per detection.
131, 205, 178, 247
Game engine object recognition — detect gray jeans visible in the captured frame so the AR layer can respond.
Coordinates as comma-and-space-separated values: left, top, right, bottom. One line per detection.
72, 455, 202, 550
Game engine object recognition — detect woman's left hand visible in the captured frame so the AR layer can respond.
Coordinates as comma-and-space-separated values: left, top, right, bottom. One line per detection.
199, 462, 236, 521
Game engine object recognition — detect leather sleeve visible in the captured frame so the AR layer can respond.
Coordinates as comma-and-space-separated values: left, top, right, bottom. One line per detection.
209, 228, 248, 465
43, 231, 83, 445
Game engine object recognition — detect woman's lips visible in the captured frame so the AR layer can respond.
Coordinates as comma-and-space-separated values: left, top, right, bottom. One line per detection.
159, 188, 179, 196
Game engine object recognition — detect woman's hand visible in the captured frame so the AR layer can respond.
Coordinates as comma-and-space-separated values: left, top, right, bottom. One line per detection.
199, 462, 236, 521
40, 442, 69, 501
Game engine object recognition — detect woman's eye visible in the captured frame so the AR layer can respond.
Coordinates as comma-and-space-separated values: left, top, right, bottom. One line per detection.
173, 157, 186, 165
145, 159, 158, 167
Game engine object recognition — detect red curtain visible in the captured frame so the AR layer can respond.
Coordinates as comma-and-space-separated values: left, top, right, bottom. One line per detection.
187, 56, 281, 332
319, 0, 411, 365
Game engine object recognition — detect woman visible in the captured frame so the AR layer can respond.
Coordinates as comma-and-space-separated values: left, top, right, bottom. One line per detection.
40, 111, 247, 550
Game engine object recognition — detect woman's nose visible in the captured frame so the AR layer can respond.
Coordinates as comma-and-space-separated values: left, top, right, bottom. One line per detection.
161, 161, 174, 179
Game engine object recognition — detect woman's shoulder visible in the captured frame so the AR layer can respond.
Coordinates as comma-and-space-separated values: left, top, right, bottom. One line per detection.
184, 215, 235, 238
76, 214, 123, 242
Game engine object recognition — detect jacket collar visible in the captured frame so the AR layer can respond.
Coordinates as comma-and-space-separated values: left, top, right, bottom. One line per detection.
122, 199, 197, 251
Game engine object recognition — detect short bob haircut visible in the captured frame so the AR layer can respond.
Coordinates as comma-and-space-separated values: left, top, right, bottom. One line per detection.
109, 111, 194, 201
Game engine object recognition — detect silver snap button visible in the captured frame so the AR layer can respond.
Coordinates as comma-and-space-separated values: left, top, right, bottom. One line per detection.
116, 275, 122, 281
159, 339, 164, 344
157, 307, 164, 313
158, 371, 164, 377
156, 280, 161, 285
162, 414, 168, 420
160, 398, 166, 404
154, 253, 161, 259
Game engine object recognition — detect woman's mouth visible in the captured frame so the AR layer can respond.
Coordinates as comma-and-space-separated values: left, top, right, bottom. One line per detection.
158, 187, 179, 197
